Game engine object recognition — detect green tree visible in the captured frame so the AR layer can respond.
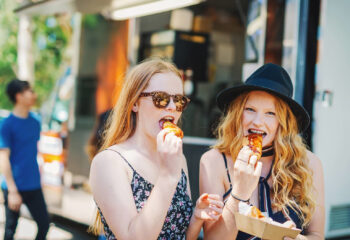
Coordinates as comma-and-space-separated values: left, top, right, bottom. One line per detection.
0, 0, 70, 110
32, 15, 70, 107
0, 0, 19, 109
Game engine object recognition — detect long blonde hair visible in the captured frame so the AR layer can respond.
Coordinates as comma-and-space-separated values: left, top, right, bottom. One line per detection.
89, 58, 182, 235
101, 58, 182, 150
214, 91, 315, 228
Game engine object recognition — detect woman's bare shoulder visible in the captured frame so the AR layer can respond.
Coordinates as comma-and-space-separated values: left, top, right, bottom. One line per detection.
91, 146, 128, 172
89, 146, 132, 193
200, 148, 225, 168
201, 148, 221, 160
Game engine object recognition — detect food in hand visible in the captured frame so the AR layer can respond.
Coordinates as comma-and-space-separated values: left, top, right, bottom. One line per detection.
239, 202, 295, 228
239, 202, 267, 220
243, 133, 263, 160
270, 220, 296, 228
247, 206, 266, 220
161, 121, 184, 139
239, 202, 266, 220
202, 193, 209, 201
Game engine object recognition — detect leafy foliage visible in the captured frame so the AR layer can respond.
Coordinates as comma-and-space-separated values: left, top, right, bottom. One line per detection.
32, 15, 71, 107
0, 0, 18, 109
0, 0, 71, 110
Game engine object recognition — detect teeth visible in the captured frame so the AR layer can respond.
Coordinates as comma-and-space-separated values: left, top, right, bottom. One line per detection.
250, 129, 264, 135
162, 117, 174, 121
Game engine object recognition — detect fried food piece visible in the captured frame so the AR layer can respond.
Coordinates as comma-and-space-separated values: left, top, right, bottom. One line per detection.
248, 206, 266, 220
162, 121, 184, 139
239, 202, 296, 229
243, 133, 263, 160
240, 202, 267, 220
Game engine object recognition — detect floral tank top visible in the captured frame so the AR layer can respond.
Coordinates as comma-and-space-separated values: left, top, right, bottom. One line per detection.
97, 149, 193, 240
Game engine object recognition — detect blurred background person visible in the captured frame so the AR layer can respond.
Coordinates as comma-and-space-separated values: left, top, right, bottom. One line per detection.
0, 79, 50, 240
86, 109, 112, 162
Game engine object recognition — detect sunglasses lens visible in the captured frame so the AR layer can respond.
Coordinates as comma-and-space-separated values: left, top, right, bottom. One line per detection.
153, 92, 170, 108
174, 95, 189, 112
145, 92, 189, 112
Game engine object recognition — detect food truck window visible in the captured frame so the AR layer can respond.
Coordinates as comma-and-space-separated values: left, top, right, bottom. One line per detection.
137, 0, 286, 138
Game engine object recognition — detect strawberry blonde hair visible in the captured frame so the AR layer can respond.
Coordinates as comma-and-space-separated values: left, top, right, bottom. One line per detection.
214, 91, 315, 228
89, 58, 182, 235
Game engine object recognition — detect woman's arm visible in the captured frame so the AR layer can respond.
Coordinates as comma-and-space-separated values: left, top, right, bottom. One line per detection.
199, 149, 239, 240
200, 148, 262, 240
183, 154, 203, 240
90, 131, 184, 240
286, 151, 325, 240
90, 150, 180, 240
183, 155, 224, 240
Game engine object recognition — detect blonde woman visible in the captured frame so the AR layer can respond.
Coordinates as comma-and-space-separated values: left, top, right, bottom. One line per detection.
200, 63, 324, 239
89, 59, 223, 240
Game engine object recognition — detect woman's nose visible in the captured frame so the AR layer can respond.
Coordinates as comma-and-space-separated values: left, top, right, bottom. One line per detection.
252, 112, 264, 127
165, 97, 177, 112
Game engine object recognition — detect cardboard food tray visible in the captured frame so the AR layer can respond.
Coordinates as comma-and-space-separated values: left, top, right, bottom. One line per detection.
234, 212, 301, 240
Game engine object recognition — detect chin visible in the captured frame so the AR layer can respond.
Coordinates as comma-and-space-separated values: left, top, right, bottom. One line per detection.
263, 140, 273, 147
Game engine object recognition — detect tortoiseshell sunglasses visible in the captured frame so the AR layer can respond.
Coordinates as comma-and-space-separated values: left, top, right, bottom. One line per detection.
139, 91, 190, 112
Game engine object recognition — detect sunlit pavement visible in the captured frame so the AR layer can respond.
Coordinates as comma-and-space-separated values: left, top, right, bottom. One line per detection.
0, 205, 96, 240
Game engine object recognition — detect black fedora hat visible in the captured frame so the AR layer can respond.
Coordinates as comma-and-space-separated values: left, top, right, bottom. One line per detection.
216, 63, 310, 132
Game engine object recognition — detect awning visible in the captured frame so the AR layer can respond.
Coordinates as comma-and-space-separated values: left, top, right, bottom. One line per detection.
14, 0, 114, 15
14, 0, 205, 19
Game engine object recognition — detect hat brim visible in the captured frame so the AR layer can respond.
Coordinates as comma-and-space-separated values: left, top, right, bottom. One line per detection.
216, 85, 310, 133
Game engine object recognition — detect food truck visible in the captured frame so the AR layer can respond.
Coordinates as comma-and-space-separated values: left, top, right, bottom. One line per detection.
14, 0, 350, 238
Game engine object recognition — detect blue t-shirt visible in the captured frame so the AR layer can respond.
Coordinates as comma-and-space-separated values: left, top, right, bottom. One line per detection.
0, 112, 41, 191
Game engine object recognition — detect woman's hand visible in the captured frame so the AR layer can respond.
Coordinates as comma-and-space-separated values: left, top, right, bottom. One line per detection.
186, 194, 224, 240
194, 193, 224, 221
280, 221, 304, 240
157, 130, 183, 177
231, 146, 262, 201
284, 234, 307, 240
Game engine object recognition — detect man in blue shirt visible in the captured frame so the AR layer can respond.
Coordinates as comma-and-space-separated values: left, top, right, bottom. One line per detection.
0, 79, 50, 240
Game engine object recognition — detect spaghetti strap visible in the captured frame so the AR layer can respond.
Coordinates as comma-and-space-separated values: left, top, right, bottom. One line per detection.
104, 148, 136, 172
222, 153, 232, 188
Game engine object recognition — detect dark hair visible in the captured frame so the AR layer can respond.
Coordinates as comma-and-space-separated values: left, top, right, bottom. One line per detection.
6, 79, 30, 103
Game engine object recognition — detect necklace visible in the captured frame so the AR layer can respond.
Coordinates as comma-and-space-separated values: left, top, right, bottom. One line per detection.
261, 145, 274, 157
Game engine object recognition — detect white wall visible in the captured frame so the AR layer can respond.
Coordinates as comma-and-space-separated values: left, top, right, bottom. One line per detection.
312, 0, 350, 237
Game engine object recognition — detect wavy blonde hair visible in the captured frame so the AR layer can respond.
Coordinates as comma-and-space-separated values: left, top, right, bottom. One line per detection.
214, 91, 315, 228
89, 58, 182, 235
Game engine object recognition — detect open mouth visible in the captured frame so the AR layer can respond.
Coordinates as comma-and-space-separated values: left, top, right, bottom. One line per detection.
159, 116, 175, 128
248, 129, 267, 137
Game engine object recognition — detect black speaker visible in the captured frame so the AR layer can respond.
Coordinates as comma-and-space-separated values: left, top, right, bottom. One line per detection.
139, 30, 210, 82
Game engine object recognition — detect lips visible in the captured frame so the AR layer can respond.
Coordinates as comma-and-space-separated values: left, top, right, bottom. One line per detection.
159, 116, 175, 128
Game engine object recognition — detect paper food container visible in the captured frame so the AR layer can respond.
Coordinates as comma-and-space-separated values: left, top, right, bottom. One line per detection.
234, 212, 301, 240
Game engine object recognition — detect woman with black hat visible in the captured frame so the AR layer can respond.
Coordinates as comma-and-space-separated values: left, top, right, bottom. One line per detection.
199, 63, 324, 239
